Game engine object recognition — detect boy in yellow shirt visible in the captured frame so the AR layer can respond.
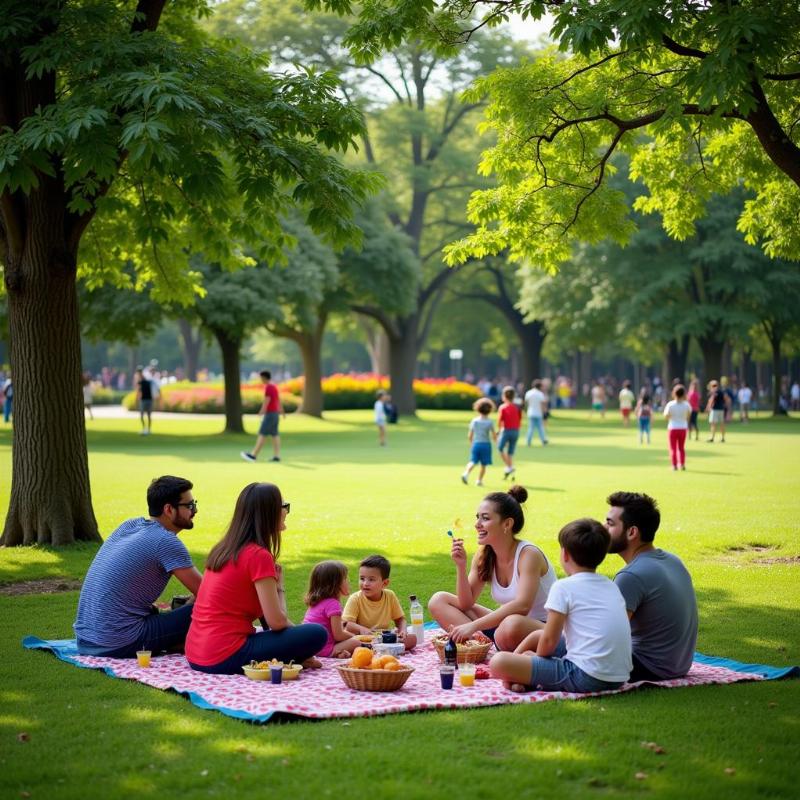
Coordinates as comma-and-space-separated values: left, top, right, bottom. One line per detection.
343, 555, 417, 650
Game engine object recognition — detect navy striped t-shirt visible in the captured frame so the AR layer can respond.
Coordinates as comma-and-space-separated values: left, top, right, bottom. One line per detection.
74, 517, 194, 648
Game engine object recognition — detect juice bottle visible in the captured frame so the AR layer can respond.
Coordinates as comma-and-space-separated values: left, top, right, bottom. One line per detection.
409, 595, 424, 626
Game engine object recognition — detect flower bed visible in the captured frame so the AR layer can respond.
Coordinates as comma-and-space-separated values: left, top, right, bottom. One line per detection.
121, 374, 480, 413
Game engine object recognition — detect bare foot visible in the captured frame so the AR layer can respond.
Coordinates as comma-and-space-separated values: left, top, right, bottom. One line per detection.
302, 656, 323, 670
502, 681, 530, 693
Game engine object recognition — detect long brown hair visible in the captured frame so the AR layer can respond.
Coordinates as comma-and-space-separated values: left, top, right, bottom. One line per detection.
476, 485, 528, 583
305, 560, 348, 607
206, 483, 283, 572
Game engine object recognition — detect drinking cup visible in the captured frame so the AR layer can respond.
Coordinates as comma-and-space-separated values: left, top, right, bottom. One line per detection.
270, 664, 283, 685
136, 650, 151, 668
459, 662, 476, 687
439, 664, 455, 690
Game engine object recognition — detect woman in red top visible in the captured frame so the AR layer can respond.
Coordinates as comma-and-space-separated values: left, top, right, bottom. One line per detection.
186, 483, 326, 674
497, 386, 523, 479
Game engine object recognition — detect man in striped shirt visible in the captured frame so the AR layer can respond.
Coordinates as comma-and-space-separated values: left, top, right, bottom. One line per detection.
74, 476, 203, 657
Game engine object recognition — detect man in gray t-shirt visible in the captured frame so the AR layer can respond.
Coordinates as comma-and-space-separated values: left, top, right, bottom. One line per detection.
604, 491, 698, 681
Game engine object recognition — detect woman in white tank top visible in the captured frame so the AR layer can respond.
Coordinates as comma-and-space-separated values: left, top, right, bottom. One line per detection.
428, 485, 557, 652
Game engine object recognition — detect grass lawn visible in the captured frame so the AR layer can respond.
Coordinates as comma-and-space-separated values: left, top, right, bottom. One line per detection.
1, 408, 798, 799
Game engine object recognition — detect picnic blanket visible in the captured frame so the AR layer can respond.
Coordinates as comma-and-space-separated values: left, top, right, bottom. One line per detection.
23, 631, 798, 724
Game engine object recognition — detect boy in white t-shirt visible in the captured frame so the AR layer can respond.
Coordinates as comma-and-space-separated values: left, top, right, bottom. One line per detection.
489, 518, 632, 693
374, 390, 388, 446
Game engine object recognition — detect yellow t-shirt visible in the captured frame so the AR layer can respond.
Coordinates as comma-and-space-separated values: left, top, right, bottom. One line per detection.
342, 589, 404, 629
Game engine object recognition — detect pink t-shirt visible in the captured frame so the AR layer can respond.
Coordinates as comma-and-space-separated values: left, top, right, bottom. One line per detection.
687, 389, 700, 412
185, 544, 278, 666
302, 597, 343, 657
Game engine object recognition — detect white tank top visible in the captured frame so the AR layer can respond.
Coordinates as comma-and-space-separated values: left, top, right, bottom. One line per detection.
490, 539, 557, 622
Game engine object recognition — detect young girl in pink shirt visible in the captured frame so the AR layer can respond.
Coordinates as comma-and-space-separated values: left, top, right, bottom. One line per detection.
303, 561, 362, 658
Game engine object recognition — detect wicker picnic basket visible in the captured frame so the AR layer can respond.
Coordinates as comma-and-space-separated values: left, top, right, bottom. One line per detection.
432, 636, 492, 665
335, 665, 414, 692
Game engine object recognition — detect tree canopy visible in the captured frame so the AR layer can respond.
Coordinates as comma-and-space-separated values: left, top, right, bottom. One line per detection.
309, 0, 800, 269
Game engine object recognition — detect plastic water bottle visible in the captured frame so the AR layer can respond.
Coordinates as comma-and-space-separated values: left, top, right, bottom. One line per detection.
409, 594, 424, 643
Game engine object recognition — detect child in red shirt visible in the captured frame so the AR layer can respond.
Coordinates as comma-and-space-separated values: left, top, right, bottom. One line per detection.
497, 386, 523, 479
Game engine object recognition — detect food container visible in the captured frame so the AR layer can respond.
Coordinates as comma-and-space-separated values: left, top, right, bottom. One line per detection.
372, 642, 405, 658
282, 664, 303, 680
432, 635, 492, 664
242, 665, 272, 681
335, 664, 414, 692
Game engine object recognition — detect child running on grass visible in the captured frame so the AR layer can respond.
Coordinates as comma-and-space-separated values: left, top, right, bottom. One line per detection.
489, 518, 631, 693
302, 560, 363, 658
461, 398, 497, 487
342, 555, 417, 650
497, 386, 522, 480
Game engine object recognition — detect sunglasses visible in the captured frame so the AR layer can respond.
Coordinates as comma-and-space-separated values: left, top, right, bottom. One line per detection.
174, 500, 198, 513
282, 502, 290, 514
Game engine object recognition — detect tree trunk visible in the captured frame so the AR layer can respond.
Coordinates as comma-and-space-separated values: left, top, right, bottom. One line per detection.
360, 318, 390, 376
1, 191, 100, 546
296, 324, 325, 418
698, 335, 725, 384
518, 321, 546, 387
770, 336, 783, 415
388, 318, 419, 415
666, 335, 690, 384
177, 318, 202, 382
213, 329, 244, 433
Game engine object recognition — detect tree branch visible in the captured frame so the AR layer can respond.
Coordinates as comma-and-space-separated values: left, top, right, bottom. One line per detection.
350, 304, 400, 340
131, 0, 167, 33
660, 34, 708, 60
762, 71, 800, 81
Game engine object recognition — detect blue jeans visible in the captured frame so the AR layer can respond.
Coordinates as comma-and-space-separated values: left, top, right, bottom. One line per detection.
3, 397, 11, 422
526, 416, 547, 445
76, 603, 194, 658
188, 624, 327, 675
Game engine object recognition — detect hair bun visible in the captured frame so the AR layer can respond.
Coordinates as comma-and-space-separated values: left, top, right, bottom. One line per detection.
507, 484, 528, 504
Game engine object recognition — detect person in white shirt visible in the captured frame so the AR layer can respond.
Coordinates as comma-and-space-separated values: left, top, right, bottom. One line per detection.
618, 380, 635, 427
374, 390, 387, 446
737, 383, 753, 422
523, 379, 549, 446
489, 517, 631, 693
663, 384, 691, 470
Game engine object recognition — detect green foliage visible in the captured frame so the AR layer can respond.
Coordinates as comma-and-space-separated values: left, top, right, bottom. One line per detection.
310, 1, 800, 268
1, 0, 382, 301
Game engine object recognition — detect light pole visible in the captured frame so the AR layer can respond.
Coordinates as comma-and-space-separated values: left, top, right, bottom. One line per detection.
449, 349, 463, 380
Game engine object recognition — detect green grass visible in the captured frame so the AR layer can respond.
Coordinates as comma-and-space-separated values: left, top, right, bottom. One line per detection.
1, 409, 798, 799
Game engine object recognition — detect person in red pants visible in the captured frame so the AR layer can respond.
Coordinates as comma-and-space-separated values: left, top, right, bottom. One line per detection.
663, 385, 691, 470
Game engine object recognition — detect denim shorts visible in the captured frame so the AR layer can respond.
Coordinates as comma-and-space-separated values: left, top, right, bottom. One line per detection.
470, 441, 492, 465
528, 638, 624, 693
259, 411, 279, 436
497, 429, 519, 455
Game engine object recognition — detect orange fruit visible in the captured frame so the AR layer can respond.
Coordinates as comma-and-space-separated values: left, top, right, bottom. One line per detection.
351, 647, 373, 668
375, 655, 397, 669
385, 661, 404, 671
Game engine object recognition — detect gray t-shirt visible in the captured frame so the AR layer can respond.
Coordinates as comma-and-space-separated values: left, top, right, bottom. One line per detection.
469, 416, 494, 443
614, 549, 698, 679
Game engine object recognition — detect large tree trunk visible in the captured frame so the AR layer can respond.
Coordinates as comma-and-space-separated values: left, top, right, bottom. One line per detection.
665, 335, 690, 384
177, 318, 202, 382
296, 323, 325, 418
359, 317, 390, 375
388, 317, 419, 415
213, 329, 244, 433
518, 321, 546, 387
1, 190, 100, 546
698, 335, 725, 384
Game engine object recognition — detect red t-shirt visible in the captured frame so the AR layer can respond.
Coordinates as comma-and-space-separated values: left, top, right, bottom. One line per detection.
499, 403, 522, 431
264, 382, 280, 413
185, 543, 278, 666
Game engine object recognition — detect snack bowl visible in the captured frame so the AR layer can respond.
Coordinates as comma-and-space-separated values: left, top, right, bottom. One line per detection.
242, 665, 272, 681
355, 634, 375, 644
282, 664, 303, 680
432, 635, 492, 664
336, 664, 414, 692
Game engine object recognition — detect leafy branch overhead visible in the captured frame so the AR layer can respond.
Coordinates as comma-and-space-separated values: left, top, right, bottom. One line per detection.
309, 0, 800, 269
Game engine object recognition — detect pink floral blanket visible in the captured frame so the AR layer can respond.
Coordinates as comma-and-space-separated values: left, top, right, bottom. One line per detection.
24, 631, 787, 724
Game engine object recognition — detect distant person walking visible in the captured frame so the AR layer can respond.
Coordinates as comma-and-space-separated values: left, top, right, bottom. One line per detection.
737, 382, 753, 422
618, 380, 635, 427
524, 380, 549, 446
687, 379, 701, 441
2, 373, 12, 423
590, 381, 606, 418
706, 380, 730, 443
135, 367, 154, 435
635, 390, 652, 445
663, 385, 691, 470
83, 372, 95, 420
241, 370, 284, 463
497, 386, 522, 480
374, 389, 388, 446
791, 381, 800, 412
461, 398, 497, 487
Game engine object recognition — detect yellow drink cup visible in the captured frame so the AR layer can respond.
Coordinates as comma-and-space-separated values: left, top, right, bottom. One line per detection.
459, 663, 476, 686
136, 650, 152, 668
